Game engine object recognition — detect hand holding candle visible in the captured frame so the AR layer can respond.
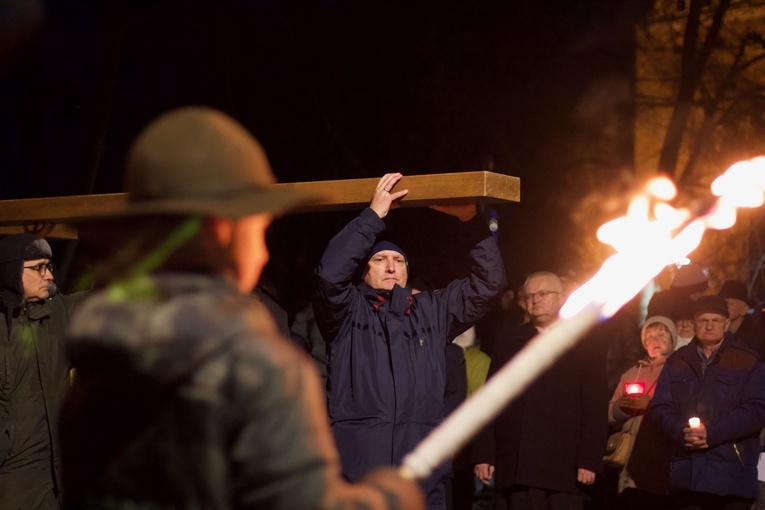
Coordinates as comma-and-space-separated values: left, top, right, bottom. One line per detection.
624, 382, 645, 396
684, 417, 708, 449
618, 382, 650, 414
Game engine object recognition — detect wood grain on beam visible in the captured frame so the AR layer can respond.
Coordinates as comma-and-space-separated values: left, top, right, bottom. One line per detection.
0, 193, 128, 227
288, 171, 519, 211
0, 171, 519, 239
0, 225, 80, 239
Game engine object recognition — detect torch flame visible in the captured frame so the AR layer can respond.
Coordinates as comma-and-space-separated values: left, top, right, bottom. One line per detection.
712, 161, 765, 207
561, 157, 765, 320
646, 176, 677, 200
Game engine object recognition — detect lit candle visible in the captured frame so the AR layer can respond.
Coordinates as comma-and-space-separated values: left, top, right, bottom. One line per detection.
624, 382, 645, 395
689, 417, 701, 428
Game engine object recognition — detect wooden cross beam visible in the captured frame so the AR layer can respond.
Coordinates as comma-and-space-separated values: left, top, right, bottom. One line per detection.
0, 171, 520, 239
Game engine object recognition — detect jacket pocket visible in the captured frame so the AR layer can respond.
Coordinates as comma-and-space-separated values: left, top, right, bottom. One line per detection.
668, 374, 696, 404
712, 374, 742, 406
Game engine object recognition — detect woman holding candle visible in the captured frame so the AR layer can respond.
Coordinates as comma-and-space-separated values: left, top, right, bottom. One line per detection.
607, 315, 677, 510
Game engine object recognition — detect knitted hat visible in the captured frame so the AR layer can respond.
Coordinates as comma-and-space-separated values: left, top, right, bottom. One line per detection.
693, 295, 729, 318
718, 279, 753, 308
670, 264, 709, 295
641, 315, 678, 352
24, 238, 52, 261
365, 240, 408, 266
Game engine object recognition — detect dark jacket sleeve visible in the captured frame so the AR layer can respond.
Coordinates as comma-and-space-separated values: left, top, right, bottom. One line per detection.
433, 215, 507, 341
313, 208, 385, 342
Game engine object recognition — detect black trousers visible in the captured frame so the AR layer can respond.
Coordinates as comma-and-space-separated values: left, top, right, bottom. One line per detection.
495, 486, 583, 510
618, 488, 673, 510
674, 490, 754, 510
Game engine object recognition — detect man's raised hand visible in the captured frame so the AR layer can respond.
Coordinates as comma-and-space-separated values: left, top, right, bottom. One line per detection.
370, 173, 409, 219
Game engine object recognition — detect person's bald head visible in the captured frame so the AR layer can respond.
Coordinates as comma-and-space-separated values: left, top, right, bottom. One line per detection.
523, 271, 564, 328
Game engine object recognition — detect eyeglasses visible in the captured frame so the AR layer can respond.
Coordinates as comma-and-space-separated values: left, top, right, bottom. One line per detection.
523, 290, 560, 302
23, 262, 53, 277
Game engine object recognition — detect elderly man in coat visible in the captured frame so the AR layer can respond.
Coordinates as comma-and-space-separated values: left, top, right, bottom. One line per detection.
314, 172, 506, 508
649, 294, 765, 510
0, 233, 85, 509
472, 271, 609, 510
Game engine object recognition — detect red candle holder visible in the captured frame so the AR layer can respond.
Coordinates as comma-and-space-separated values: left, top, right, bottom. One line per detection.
624, 382, 645, 395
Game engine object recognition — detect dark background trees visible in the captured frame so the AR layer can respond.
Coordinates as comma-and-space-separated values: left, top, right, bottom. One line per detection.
633, 0, 765, 294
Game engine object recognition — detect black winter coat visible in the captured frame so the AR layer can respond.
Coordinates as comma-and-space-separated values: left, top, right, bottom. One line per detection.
0, 292, 84, 500
472, 322, 609, 494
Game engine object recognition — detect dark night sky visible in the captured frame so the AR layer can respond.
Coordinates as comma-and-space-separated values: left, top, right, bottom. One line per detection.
0, 0, 652, 316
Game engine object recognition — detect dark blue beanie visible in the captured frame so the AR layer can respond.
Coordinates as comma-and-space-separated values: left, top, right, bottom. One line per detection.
365, 241, 408, 266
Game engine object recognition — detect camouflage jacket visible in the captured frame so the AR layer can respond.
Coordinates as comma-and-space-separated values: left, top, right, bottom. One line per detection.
62, 273, 418, 510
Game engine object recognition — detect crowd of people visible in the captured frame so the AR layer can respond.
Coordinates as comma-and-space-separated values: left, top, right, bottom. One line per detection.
2, 106, 765, 510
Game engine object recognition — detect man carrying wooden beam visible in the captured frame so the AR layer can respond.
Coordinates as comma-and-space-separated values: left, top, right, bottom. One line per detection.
314, 172, 507, 509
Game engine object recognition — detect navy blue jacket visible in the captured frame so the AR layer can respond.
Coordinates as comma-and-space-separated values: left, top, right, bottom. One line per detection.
649, 334, 765, 499
314, 207, 505, 492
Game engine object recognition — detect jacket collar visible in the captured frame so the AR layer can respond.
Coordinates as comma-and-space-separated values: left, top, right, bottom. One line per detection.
360, 282, 413, 316
27, 299, 52, 321
676, 332, 734, 371
1, 297, 51, 341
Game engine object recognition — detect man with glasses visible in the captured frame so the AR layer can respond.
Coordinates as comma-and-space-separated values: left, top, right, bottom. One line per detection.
649, 295, 765, 510
473, 271, 608, 510
0, 233, 85, 509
